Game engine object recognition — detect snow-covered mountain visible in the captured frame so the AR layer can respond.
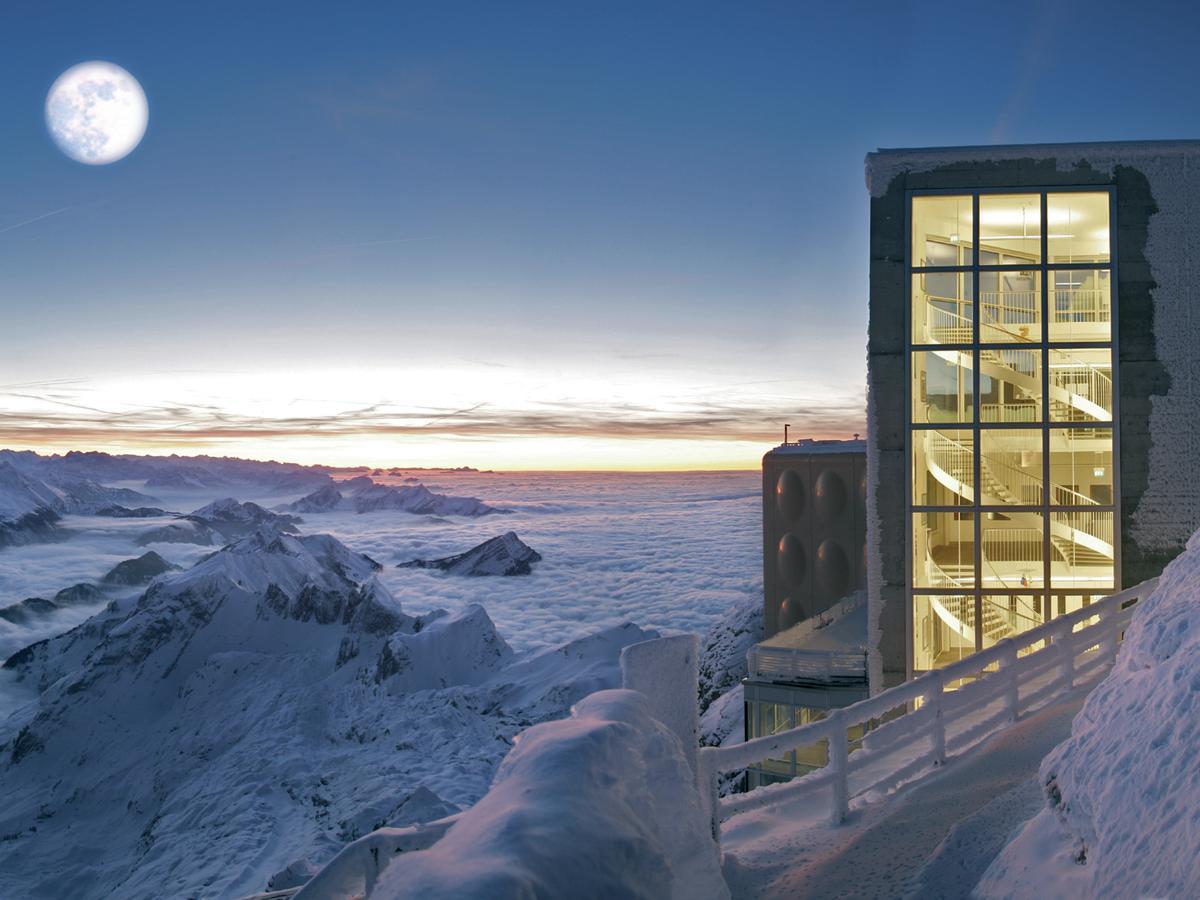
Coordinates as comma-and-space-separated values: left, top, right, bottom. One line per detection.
398, 532, 542, 576
282, 476, 505, 517
94, 505, 178, 518
100, 551, 180, 586
0, 449, 334, 497
0, 529, 655, 899
135, 498, 302, 547
0, 461, 162, 549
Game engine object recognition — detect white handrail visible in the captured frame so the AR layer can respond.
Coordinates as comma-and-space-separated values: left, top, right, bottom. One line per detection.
700, 577, 1158, 832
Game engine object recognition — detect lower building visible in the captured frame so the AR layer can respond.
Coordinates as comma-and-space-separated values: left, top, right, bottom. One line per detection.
743, 439, 869, 784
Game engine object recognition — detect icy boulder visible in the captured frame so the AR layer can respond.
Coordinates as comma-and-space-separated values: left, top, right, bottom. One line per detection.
366, 689, 730, 900
698, 591, 762, 714
397, 532, 542, 576
981, 535, 1200, 896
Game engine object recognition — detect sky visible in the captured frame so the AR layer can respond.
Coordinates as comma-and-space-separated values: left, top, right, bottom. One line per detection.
1, 0, 1198, 470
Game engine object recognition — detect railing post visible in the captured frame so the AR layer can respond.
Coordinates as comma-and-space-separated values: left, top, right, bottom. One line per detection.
827, 709, 848, 825
927, 670, 946, 766
998, 640, 1019, 723
1057, 629, 1075, 692
1099, 605, 1120, 664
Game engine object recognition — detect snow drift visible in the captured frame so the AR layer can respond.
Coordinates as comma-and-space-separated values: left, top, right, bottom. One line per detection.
332, 689, 729, 900
980, 533, 1200, 897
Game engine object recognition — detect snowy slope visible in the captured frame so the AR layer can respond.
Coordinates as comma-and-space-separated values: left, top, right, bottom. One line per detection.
980, 533, 1200, 897
697, 591, 762, 714
397, 531, 542, 576
0, 530, 654, 899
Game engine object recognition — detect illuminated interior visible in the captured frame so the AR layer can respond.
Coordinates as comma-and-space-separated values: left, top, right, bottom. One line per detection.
909, 191, 1117, 672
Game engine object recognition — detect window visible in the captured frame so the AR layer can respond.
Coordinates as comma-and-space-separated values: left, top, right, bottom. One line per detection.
908, 189, 1117, 674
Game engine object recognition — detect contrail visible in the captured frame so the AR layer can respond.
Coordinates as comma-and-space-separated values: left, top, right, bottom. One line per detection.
0, 206, 73, 235
326, 235, 436, 250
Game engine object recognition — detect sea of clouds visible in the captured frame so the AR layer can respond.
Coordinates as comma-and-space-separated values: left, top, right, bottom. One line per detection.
0, 470, 761, 715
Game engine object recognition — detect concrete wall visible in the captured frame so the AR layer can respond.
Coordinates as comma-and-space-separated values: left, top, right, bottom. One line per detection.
864, 140, 1198, 688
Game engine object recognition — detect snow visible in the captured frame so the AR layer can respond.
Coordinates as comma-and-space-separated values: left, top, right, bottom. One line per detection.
0, 528, 660, 899
698, 590, 761, 713
0, 455, 760, 897
699, 683, 743, 749
721, 686, 1089, 899
980, 529, 1200, 897
364, 690, 730, 900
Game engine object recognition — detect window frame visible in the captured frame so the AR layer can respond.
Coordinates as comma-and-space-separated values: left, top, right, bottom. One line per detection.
906, 186, 1121, 677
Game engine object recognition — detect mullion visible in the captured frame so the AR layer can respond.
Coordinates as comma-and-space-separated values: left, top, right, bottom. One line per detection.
971, 191, 982, 651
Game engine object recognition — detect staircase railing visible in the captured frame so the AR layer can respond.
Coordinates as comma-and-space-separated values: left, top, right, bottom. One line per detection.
698, 578, 1159, 833
1053, 288, 1109, 324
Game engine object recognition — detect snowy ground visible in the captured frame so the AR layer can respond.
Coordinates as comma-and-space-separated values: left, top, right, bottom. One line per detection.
721, 686, 1091, 899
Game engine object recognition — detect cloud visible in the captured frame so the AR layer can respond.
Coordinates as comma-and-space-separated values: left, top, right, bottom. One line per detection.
0, 392, 864, 447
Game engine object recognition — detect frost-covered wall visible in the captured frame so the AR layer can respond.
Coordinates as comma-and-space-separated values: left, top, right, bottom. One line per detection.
864, 140, 1200, 685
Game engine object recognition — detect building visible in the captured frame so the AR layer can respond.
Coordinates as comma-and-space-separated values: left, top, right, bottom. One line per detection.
866, 141, 1196, 690
743, 439, 869, 787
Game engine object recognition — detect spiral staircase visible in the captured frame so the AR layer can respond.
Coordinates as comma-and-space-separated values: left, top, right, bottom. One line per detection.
917, 290, 1114, 645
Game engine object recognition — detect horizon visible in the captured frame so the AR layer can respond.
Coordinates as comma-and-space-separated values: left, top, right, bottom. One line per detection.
0, 444, 765, 474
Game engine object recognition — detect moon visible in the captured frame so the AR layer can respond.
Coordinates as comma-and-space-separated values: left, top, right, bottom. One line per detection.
45, 61, 148, 165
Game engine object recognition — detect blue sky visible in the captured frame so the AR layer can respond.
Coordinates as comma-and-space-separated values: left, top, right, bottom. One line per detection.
1, 0, 1197, 468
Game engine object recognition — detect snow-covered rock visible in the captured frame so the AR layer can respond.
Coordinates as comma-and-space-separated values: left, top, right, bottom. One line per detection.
281, 477, 505, 517
981, 535, 1200, 897
398, 532, 542, 576
135, 498, 301, 547
100, 551, 179, 586
135, 519, 215, 546
285, 483, 344, 513
186, 497, 302, 539
0, 585, 106, 626
361, 689, 730, 900
94, 505, 177, 518
0, 529, 655, 899
700, 683, 744, 749
0, 597, 59, 626
698, 591, 762, 714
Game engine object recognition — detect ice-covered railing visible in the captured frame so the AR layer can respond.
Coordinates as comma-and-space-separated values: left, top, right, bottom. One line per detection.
697, 577, 1158, 836
285, 815, 461, 899
748, 592, 867, 684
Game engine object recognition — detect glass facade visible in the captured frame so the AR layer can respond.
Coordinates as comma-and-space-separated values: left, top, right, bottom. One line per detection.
909, 190, 1117, 673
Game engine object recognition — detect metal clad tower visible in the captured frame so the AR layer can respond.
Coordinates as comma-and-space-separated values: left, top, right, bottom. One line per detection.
762, 439, 867, 639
